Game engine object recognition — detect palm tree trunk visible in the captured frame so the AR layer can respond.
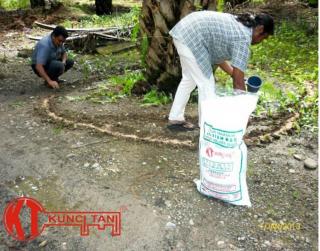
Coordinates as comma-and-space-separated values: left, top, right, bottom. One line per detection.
140, 0, 217, 94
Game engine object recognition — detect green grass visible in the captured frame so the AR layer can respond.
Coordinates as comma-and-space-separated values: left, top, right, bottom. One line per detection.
67, 70, 145, 104
250, 21, 318, 86
142, 89, 172, 106
217, 0, 225, 11
61, 6, 140, 29
252, 21, 318, 131
0, 0, 141, 10
0, 0, 29, 9
109, 70, 144, 95
292, 189, 301, 200
9, 101, 25, 108
53, 125, 64, 134
215, 20, 318, 131
307, 0, 318, 5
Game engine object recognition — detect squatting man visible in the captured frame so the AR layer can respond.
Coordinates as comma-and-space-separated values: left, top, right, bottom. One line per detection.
31, 25, 74, 89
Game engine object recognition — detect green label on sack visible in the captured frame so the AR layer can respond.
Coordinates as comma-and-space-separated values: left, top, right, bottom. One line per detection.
201, 157, 233, 172
203, 123, 243, 148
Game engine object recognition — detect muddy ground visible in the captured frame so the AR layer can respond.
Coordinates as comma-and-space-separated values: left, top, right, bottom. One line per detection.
0, 9, 318, 251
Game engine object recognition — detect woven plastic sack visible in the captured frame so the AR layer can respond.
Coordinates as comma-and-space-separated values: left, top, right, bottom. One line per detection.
195, 91, 259, 206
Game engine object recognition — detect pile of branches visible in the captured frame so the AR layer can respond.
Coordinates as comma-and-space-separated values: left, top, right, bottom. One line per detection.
27, 21, 134, 52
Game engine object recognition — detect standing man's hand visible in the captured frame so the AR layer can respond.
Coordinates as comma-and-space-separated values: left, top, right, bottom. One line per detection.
232, 67, 246, 91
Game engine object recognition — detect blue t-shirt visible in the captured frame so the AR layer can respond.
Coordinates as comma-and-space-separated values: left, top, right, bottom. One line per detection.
31, 34, 66, 65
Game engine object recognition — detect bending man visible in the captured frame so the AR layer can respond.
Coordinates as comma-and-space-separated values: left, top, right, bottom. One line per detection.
167, 11, 274, 131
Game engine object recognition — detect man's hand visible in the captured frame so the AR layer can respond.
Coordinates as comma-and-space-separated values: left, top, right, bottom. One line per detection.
36, 64, 55, 86
48, 80, 60, 89
232, 67, 246, 91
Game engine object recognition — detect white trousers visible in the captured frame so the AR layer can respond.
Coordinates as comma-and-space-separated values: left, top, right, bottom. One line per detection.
168, 39, 215, 123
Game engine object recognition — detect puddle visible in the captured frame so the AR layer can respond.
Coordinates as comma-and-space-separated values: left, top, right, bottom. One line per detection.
6, 175, 68, 211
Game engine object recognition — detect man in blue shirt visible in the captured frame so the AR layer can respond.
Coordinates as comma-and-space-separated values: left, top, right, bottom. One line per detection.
31, 26, 74, 89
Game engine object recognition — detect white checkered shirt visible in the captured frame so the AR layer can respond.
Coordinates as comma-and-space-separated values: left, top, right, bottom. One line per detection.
170, 11, 253, 78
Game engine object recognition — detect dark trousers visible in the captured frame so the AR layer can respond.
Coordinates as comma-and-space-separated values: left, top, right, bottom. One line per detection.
32, 59, 74, 81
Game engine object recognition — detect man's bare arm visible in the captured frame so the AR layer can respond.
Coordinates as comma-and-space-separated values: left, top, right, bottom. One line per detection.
232, 67, 245, 91
62, 52, 67, 65
35, 64, 59, 89
218, 61, 233, 76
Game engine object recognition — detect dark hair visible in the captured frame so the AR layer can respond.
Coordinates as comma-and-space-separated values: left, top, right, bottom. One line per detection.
52, 25, 68, 38
236, 13, 274, 35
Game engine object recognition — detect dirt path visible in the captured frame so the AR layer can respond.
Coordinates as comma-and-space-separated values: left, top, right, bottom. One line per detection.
0, 37, 318, 251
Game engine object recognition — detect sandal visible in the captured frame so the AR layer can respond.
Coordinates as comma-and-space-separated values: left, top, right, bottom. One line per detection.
57, 78, 67, 84
167, 121, 197, 131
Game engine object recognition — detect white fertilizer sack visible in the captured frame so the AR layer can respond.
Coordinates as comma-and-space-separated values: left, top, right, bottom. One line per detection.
195, 92, 259, 206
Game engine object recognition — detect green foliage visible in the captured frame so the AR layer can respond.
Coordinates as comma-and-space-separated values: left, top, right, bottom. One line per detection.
131, 22, 140, 42
250, 21, 318, 85
85, 84, 124, 104
53, 125, 64, 134
298, 95, 318, 132
109, 70, 144, 95
217, 0, 225, 12
0, 0, 29, 9
66, 85, 122, 104
77, 57, 93, 79
306, 0, 318, 6
67, 71, 145, 104
250, 21, 318, 130
142, 89, 172, 106
67, 50, 76, 60
75, 46, 141, 83
292, 189, 301, 200
215, 20, 318, 131
77, 56, 114, 79
9, 101, 25, 108
130, 6, 141, 41
62, 7, 140, 29
140, 35, 149, 67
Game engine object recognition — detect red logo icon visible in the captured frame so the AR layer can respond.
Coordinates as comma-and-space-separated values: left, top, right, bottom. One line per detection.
3, 197, 121, 241
206, 147, 214, 157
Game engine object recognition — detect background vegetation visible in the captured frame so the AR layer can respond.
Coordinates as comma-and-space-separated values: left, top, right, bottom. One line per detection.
0, 0, 317, 132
